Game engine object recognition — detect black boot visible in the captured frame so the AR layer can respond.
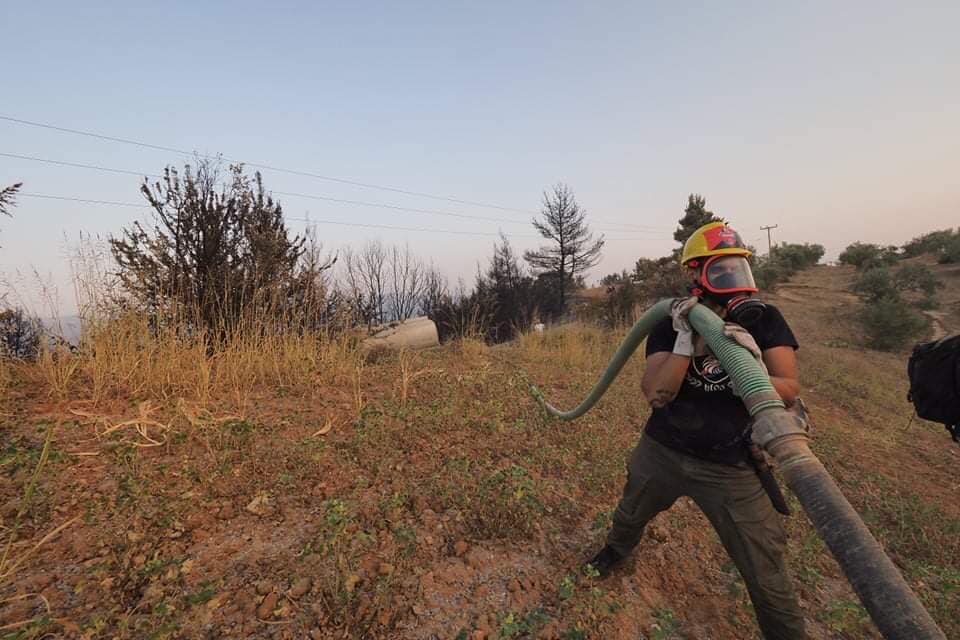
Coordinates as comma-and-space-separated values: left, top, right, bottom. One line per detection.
586, 545, 623, 577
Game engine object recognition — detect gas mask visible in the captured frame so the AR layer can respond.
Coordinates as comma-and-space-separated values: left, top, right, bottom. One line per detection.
687, 255, 767, 327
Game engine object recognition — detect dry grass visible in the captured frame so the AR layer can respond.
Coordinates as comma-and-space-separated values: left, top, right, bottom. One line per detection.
21, 312, 359, 412
0, 357, 11, 401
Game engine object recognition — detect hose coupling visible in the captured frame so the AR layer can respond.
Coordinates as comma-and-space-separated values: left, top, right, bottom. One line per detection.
750, 409, 809, 450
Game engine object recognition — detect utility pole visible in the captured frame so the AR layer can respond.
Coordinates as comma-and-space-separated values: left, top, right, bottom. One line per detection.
760, 224, 778, 255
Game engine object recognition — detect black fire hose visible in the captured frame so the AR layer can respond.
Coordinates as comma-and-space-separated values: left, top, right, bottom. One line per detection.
530, 299, 946, 639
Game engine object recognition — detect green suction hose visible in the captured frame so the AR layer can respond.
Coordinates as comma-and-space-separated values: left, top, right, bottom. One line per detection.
529, 299, 673, 419
530, 299, 946, 640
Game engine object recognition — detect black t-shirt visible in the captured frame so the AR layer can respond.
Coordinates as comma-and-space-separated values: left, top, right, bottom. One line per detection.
643, 304, 798, 465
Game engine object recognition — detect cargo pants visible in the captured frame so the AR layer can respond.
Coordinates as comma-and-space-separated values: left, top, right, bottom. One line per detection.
606, 436, 806, 640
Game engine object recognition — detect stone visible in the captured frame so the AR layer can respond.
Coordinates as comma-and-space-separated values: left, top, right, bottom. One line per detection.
289, 577, 311, 598
256, 593, 278, 620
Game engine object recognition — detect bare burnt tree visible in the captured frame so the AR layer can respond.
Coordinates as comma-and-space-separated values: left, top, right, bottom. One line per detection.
389, 243, 425, 322
339, 246, 367, 326
341, 243, 384, 328
419, 264, 449, 321
361, 240, 388, 324
524, 184, 604, 312
109, 160, 305, 334
341, 241, 428, 326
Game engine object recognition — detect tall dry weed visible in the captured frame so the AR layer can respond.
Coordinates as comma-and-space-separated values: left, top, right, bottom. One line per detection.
36, 343, 80, 401
516, 322, 610, 370
0, 357, 11, 400
19, 234, 362, 409
62, 317, 354, 411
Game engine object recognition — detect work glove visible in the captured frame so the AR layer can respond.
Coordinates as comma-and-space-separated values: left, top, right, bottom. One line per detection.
671, 296, 698, 357
722, 322, 768, 396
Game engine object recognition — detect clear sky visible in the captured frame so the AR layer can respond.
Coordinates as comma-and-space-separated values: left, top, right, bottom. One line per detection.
1, 1, 958, 313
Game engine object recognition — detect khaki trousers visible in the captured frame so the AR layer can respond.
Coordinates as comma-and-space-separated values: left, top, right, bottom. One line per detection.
606, 435, 806, 640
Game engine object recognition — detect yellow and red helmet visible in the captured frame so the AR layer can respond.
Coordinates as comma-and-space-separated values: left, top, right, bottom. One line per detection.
681, 222, 757, 297
680, 221, 752, 266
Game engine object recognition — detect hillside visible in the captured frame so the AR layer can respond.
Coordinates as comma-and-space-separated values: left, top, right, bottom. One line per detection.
1, 263, 957, 639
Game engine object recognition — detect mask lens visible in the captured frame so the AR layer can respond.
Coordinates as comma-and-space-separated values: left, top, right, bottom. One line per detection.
704, 256, 756, 292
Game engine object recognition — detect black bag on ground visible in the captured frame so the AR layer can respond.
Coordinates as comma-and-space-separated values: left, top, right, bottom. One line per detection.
907, 334, 960, 443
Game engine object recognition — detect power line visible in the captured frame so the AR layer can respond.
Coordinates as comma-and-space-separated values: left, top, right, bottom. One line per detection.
2, 151, 669, 235
270, 189, 665, 234
19, 193, 150, 208
0, 114, 669, 232
16, 192, 529, 238
17, 191, 654, 242
0, 151, 157, 178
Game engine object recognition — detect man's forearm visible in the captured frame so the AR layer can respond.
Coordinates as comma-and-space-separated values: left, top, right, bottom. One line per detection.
769, 375, 800, 405
643, 355, 690, 408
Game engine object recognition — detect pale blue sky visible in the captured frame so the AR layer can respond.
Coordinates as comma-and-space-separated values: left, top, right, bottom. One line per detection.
1, 1, 958, 312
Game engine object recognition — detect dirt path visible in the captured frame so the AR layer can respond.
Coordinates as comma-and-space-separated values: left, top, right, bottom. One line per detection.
776, 285, 859, 305
923, 310, 948, 341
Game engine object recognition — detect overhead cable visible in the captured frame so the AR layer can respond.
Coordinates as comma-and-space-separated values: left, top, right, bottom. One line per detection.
4, 151, 668, 235
0, 114, 668, 231
18, 191, 652, 242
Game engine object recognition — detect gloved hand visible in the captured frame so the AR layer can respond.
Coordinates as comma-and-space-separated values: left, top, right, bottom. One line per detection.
723, 322, 768, 396
671, 296, 698, 357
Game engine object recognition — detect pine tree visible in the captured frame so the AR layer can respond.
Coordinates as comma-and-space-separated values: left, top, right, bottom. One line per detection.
0, 183, 21, 218
524, 184, 604, 312
674, 194, 721, 246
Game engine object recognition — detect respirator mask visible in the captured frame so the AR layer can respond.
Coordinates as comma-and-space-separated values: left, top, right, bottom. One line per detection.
688, 255, 766, 327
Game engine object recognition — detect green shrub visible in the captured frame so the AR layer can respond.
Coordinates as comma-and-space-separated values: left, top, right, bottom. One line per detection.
632, 257, 688, 300
770, 243, 825, 272
859, 297, 927, 351
902, 228, 958, 258
939, 234, 960, 264
894, 263, 942, 301
839, 242, 900, 269
752, 256, 787, 291
855, 267, 897, 303
751, 242, 824, 291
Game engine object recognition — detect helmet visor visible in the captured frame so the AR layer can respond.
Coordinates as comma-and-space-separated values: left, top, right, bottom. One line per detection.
702, 255, 757, 294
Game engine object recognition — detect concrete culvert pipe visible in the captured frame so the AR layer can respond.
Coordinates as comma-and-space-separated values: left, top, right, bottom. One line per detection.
529, 299, 946, 640
362, 316, 439, 352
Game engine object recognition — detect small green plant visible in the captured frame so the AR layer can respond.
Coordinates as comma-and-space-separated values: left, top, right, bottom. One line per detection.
591, 509, 613, 532
650, 608, 680, 640
582, 563, 601, 579
302, 497, 355, 557
184, 582, 216, 606
392, 524, 417, 556
138, 556, 180, 579
558, 574, 576, 599
0, 432, 63, 474
223, 418, 253, 436
496, 608, 548, 638
818, 598, 869, 634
